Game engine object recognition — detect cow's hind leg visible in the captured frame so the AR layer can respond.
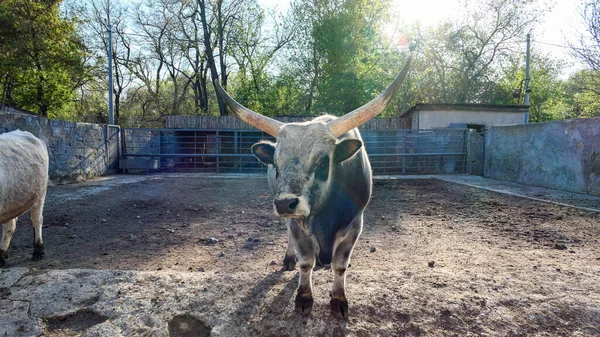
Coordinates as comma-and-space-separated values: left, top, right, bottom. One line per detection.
0, 218, 17, 267
282, 223, 297, 271
289, 219, 315, 316
330, 214, 363, 319
30, 194, 46, 261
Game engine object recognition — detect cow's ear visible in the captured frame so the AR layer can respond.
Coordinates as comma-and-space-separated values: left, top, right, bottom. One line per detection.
334, 139, 362, 163
252, 142, 275, 165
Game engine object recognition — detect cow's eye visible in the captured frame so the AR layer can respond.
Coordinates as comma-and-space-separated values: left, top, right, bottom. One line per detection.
314, 157, 329, 181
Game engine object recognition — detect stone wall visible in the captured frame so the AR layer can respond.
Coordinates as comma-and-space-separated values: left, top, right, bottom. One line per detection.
0, 113, 119, 184
485, 117, 600, 196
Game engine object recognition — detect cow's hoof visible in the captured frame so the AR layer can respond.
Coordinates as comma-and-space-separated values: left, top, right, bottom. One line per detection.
330, 297, 349, 319
32, 242, 44, 261
294, 294, 313, 316
282, 255, 297, 271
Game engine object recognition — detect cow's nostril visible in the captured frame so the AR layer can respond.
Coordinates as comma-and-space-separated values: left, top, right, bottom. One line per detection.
275, 196, 300, 214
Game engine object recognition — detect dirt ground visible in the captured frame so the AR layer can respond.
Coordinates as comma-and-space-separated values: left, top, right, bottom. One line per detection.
5, 175, 600, 336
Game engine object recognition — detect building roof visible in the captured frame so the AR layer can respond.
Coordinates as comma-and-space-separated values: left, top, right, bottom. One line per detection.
400, 104, 528, 118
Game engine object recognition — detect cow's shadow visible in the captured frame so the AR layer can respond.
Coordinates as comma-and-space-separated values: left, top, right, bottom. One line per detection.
232, 270, 295, 321
232, 269, 352, 336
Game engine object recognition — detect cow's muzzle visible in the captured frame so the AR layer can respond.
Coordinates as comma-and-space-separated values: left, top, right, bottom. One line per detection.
274, 194, 309, 217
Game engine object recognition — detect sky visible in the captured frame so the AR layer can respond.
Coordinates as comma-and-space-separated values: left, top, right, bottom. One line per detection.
388, 0, 587, 76
258, 0, 589, 77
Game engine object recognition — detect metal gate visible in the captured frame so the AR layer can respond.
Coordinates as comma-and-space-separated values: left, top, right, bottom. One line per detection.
120, 128, 468, 174
105, 125, 121, 173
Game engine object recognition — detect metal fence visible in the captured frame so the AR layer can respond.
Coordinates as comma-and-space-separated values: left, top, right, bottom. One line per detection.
121, 128, 468, 175
105, 125, 121, 172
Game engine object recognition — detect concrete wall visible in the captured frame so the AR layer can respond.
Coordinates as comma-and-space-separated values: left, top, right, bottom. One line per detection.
417, 110, 525, 129
0, 113, 119, 184
485, 117, 600, 196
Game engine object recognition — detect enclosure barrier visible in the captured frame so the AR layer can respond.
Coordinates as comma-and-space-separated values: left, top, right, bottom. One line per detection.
0, 112, 121, 183
121, 128, 468, 175
485, 117, 600, 196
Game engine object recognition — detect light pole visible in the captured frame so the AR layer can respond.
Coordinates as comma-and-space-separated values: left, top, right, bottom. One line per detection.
524, 33, 531, 124
107, 0, 114, 125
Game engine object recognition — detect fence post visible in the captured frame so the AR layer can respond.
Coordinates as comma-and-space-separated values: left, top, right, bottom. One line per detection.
401, 131, 406, 174
466, 129, 472, 174
115, 126, 121, 165
194, 130, 197, 171
104, 125, 109, 170
216, 130, 220, 173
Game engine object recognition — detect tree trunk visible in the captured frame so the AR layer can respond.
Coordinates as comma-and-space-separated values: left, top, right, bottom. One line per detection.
113, 50, 121, 125
201, 66, 209, 112
305, 46, 319, 114
2, 75, 15, 107
114, 91, 121, 125
198, 0, 226, 116
36, 76, 48, 117
217, 0, 228, 116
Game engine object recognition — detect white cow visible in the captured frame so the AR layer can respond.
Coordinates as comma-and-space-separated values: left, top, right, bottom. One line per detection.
0, 130, 49, 267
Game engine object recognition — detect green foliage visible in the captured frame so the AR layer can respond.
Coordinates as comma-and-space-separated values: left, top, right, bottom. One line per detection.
0, 0, 88, 117
409, 0, 542, 106
492, 51, 567, 122
3, 0, 596, 125
564, 1, 600, 119
261, 0, 399, 117
309, 0, 391, 114
560, 70, 600, 118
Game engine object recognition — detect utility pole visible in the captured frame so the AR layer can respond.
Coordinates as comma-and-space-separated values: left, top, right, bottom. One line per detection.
524, 33, 531, 124
107, 0, 115, 125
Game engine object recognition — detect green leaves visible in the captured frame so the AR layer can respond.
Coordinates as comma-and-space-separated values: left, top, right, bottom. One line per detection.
2, 0, 596, 125
0, 0, 87, 117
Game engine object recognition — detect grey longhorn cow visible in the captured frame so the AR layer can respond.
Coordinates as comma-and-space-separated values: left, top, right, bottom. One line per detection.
214, 56, 411, 319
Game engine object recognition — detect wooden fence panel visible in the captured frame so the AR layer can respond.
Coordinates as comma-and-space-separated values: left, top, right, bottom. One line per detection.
165, 115, 409, 130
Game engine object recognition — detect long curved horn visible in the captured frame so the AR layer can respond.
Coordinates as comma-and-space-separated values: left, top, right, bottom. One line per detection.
327, 55, 412, 138
214, 79, 283, 137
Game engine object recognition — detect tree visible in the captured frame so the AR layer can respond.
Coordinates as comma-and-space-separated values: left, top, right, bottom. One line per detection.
227, 2, 297, 114
571, 1, 600, 73
413, 0, 544, 105
492, 51, 566, 122
282, 0, 395, 116
0, 0, 87, 117
66, 0, 136, 124
560, 69, 600, 118
569, 1, 600, 117
174, 0, 210, 115
127, 0, 194, 123
198, 0, 227, 115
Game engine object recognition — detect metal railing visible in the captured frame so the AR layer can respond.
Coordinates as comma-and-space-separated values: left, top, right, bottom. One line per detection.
105, 125, 121, 172
363, 129, 468, 174
121, 128, 467, 174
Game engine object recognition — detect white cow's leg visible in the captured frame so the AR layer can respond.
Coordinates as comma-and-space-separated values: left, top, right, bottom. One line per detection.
30, 193, 46, 261
282, 220, 297, 271
0, 218, 17, 267
289, 219, 315, 316
330, 213, 363, 319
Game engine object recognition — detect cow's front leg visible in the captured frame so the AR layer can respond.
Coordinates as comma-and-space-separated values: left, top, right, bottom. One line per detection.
289, 219, 315, 316
330, 214, 363, 319
282, 221, 297, 271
